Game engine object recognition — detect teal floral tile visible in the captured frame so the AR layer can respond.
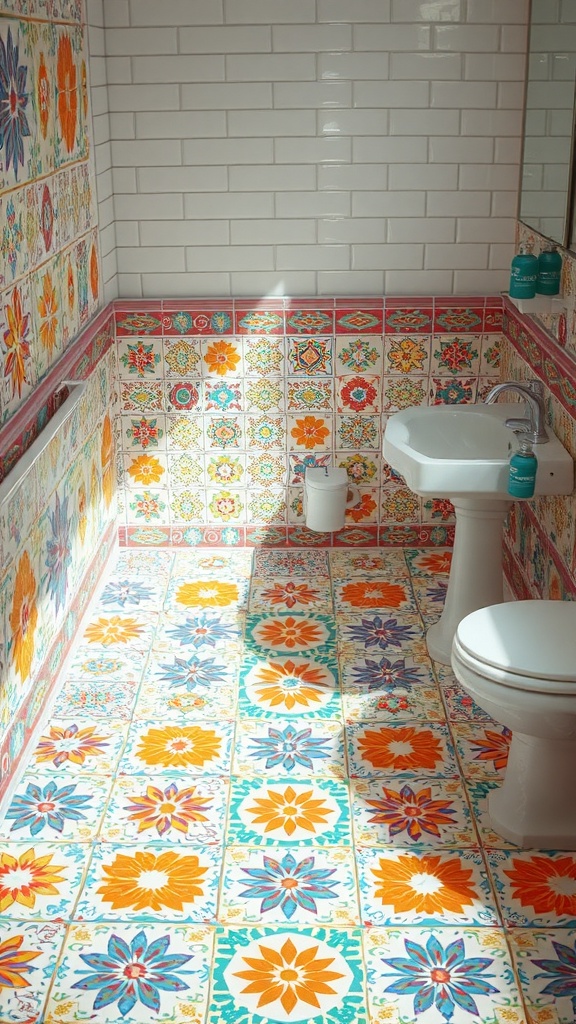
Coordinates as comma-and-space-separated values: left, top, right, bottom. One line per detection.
219, 846, 360, 926
238, 653, 342, 720
0, 843, 90, 920
336, 612, 427, 656
233, 719, 346, 779
249, 576, 333, 615
364, 926, 523, 1024
75, 843, 222, 922
226, 777, 352, 847
154, 609, 244, 654
357, 846, 499, 927
452, 722, 511, 780
346, 721, 458, 778
486, 849, 576, 928
333, 578, 418, 615
342, 677, 445, 723
118, 720, 235, 776
45, 921, 213, 1023
0, 920, 66, 1024
0, 774, 111, 842
27, 719, 129, 775
352, 777, 477, 848
245, 612, 336, 657
207, 925, 367, 1024
509, 928, 576, 1024
101, 775, 229, 845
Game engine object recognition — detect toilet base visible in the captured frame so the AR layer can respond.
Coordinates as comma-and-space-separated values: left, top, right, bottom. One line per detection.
488, 732, 576, 849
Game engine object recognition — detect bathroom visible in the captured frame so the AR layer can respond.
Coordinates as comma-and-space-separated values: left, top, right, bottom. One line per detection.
2, 0, 576, 1020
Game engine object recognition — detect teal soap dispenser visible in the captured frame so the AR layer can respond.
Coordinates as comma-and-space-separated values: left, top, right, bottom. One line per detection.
536, 244, 562, 296
508, 438, 538, 498
509, 244, 538, 299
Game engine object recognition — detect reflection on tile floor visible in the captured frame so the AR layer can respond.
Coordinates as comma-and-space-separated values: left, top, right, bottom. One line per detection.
0, 547, 573, 1023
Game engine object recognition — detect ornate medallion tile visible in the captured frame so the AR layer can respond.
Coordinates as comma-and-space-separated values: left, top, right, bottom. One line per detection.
208, 925, 367, 1024
234, 719, 346, 779
239, 654, 342, 720
0, 920, 66, 1024
44, 922, 213, 1023
219, 845, 360, 926
28, 719, 129, 775
364, 926, 523, 1024
135, 676, 238, 722
118, 720, 235, 776
75, 843, 221, 922
101, 775, 229, 846
0, 842, 90, 920
0, 774, 111, 842
330, 549, 409, 580
52, 676, 140, 720
347, 722, 458, 778
437, 668, 493, 722
253, 548, 330, 577
357, 846, 498, 928
487, 849, 576, 928
342, 675, 444, 724
227, 777, 352, 847
352, 777, 477, 848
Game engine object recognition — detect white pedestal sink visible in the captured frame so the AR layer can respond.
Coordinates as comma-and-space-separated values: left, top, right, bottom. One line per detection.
383, 403, 574, 664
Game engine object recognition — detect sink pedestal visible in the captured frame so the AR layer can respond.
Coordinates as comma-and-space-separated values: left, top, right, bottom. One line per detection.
426, 498, 512, 664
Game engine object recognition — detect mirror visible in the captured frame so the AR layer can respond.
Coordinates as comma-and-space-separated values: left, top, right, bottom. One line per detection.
518, 0, 576, 249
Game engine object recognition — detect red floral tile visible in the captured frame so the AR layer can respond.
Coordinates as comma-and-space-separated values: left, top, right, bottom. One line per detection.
384, 305, 433, 334
234, 303, 284, 334
335, 307, 384, 333
433, 303, 484, 333
115, 310, 163, 336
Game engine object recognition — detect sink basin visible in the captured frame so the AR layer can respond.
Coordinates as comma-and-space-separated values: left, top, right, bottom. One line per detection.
383, 402, 574, 499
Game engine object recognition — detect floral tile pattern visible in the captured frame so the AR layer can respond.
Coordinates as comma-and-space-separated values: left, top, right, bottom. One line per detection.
2, 545, 570, 1020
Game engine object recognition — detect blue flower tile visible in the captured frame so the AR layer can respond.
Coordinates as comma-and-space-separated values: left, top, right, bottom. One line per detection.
509, 928, 576, 1024
45, 921, 213, 1022
0, 774, 111, 842
234, 719, 346, 779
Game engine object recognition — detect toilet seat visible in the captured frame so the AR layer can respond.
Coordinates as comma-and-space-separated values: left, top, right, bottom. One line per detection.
454, 600, 576, 694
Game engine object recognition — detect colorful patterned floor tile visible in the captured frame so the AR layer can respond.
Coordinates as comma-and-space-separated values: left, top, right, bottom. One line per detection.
509, 928, 576, 1024
93, 574, 169, 612
487, 849, 576, 928
333, 578, 418, 614
330, 548, 410, 579
44, 921, 213, 1024
346, 721, 459, 778
410, 576, 448, 618
249, 575, 334, 614
52, 675, 140, 720
253, 548, 330, 576
207, 925, 367, 1024
0, 774, 112, 842
226, 777, 352, 847
166, 574, 250, 612
364, 926, 524, 1024
0, 920, 67, 1023
64, 646, 146, 686
233, 718, 346, 778
154, 608, 245, 653
405, 547, 453, 577
219, 845, 360, 926
351, 777, 478, 848
27, 719, 129, 775
238, 653, 342, 720
0, 842, 91, 920
118, 720, 235, 776
75, 843, 222, 922
342, 678, 445, 723
101, 774, 229, 845
79, 611, 160, 650
245, 611, 336, 657
436, 666, 493, 722
135, 677, 238, 721
452, 722, 511, 779
336, 612, 428, 656
464, 779, 520, 849
357, 846, 499, 927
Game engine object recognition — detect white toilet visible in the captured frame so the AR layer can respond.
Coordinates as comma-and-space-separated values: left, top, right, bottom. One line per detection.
451, 600, 576, 849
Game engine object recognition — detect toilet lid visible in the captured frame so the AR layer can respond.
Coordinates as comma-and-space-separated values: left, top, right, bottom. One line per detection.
456, 600, 576, 683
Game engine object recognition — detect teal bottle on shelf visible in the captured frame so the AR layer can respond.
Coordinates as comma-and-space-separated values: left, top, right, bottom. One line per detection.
508, 439, 538, 498
536, 245, 562, 296
509, 244, 538, 299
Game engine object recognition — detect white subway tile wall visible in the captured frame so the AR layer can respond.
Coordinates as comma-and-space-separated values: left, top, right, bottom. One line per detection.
104, 0, 529, 297
87, 0, 118, 301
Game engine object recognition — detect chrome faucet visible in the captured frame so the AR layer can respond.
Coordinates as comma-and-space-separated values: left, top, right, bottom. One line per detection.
484, 379, 548, 444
